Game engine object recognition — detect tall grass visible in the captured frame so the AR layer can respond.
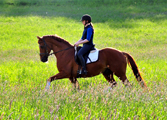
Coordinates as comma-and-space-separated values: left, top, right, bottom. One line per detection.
0, 0, 167, 119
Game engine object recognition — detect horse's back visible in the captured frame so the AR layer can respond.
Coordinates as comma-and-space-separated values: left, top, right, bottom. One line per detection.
99, 47, 126, 65
100, 47, 122, 53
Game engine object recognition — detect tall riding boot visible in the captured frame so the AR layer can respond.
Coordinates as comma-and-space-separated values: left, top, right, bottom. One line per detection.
78, 55, 88, 75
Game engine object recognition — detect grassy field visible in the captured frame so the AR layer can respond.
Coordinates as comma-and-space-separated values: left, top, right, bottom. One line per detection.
0, 0, 167, 119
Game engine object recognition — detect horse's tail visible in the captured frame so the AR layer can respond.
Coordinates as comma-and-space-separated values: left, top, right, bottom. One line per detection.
122, 52, 147, 88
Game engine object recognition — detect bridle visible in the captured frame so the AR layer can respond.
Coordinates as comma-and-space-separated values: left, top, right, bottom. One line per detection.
39, 38, 73, 57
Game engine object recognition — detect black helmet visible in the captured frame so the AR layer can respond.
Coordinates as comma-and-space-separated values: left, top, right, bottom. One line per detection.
81, 14, 92, 23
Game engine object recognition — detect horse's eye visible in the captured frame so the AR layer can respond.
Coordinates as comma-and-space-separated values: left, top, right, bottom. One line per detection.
40, 46, 45, 49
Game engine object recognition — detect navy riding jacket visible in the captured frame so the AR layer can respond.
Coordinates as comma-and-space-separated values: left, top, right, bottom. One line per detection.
81, 25, 94, 46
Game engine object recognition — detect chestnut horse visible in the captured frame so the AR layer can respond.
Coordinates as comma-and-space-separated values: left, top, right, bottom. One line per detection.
37, 35, 147, 90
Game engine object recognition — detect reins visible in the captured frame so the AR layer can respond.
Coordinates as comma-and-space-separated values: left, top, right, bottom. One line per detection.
39, 38, 73, 57
49, 46, 73, 56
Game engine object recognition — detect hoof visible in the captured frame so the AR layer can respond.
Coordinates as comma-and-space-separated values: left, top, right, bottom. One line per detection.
45, 81, 51, 90
107, 86, 113, 91
45, 86, 50, 90
103, 87, 113, 93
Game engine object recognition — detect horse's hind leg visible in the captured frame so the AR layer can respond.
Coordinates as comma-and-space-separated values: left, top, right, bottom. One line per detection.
69, 77, 80, 90
115, 72, 131, 87
120, 76, 131, 87
102, 68, 117, 88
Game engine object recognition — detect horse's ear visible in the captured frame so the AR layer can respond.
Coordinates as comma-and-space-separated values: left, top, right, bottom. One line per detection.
37, 36, 41, 40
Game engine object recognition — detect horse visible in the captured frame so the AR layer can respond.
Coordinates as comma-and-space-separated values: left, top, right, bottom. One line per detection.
37, 35, 147, 90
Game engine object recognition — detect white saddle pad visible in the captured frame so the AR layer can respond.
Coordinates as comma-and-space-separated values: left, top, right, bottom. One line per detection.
86, 49, 99, 64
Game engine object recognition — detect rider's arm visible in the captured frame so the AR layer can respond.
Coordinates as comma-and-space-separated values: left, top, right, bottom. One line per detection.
77, 39, 83, 42
74, 28, 93, 46
77, 28, 93, 44
74, 39, 89, 46
78, 39, 89, 44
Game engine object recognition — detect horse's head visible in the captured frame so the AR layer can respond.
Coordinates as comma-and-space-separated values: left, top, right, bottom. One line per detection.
37, 36, 52, 63
37, 35, 73, 62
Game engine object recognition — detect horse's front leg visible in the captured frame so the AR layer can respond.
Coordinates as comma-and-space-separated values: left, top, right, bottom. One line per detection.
45, 72, 68, 90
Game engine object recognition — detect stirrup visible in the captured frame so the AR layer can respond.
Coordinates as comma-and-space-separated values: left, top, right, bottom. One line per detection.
82, 69, 88, 75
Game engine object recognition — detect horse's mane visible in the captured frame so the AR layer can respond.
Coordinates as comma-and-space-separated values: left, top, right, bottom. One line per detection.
43, 35, 72, 46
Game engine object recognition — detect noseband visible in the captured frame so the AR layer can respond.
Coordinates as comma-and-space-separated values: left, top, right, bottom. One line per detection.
39, 38, 73, 57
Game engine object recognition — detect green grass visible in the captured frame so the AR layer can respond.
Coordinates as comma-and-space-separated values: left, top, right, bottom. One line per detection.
0, 0, 167, 119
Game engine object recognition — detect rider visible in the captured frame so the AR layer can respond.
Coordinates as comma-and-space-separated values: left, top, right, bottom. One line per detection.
74, 14, 94, 75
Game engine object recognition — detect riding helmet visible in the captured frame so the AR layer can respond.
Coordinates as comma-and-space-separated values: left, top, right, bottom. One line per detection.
81, 14, 92, 23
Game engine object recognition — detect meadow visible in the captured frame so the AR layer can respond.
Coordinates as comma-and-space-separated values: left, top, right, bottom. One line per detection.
0, 0, 167, 119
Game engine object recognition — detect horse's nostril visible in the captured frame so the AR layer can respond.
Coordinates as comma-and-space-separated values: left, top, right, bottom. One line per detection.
41, 56, 48, 62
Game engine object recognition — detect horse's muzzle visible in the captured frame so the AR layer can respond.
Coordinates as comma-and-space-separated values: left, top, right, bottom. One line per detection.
41, 55, 48, 62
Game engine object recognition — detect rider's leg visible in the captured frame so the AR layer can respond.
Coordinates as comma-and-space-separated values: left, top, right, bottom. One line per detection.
77, 45, 92, 75
78, 55, 87, 74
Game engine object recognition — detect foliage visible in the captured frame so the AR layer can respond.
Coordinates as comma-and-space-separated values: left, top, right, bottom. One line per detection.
0, 0, 167, 6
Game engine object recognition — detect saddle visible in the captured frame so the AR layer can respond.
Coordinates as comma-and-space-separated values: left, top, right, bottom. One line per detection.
74, 46, 99, 77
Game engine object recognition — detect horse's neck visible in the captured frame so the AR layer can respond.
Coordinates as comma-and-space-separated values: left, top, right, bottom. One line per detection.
53, 45, 74, 68
52, 41, 73, 59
